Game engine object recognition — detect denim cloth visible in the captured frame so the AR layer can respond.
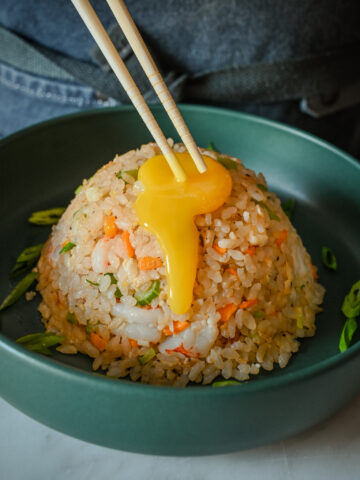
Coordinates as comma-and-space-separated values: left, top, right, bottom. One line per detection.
1, 0, 360, 157
0, 61, 116, 138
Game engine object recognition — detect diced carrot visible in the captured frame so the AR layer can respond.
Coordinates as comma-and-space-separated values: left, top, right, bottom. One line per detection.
213, 242, 227, 255
166, 343, 198, 358
138, 256, 163, 270
122, 230, 135, 258
103, 215, 119, 238
163, 321, 189, 336
174, 321, 190, 333
244, 245, 257, 256
163, 325, 173, 336
128, 338, 138, 348
90, 332, 107, 352
239, 298, 258, 309
62, 239, 69, 248
311, 263, 319, 279
226, 268, 238, 277
218, 303, 238, 323
274, 229, 288, 248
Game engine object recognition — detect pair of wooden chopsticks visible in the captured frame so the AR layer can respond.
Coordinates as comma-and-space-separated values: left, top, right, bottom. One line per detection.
71, 0, 207, 182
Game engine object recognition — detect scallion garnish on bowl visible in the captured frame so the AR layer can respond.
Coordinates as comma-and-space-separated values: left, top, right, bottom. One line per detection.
16, 332, 65, 356
0, 271, 39, 311
10, 243, 44, 278
339, 280, 360, 352
322, 246, 337, 270
28, 207, 65, 225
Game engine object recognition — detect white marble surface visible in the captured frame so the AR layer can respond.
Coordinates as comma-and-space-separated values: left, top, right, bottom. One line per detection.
1, 394, 360, 480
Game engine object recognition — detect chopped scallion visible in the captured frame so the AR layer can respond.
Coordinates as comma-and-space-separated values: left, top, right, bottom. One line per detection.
212, 380, 240, 387
16, 332, 65, 356
217, 156, 238, 171
115, 287, 122, 299
10, 243, 44, 278
257, 183, 268, 192
66, 312, 78, 325
139, 347, 156, 365
0, 271, 39, 311
282, 198, 295, 220
339, 317, 358, 352
253, 200, 280, 221
75, 176, 93, 195
105, 273, 117, 285
86, 320, 95, 334
341, 280, 360, 319
134, 280, 160, 306
28, 207, 65, 226
86, 279, 99, 286
321, 246, 337, 270
206, 141, 237, 170
59, 242, 76, 254
116, 169, 138, 183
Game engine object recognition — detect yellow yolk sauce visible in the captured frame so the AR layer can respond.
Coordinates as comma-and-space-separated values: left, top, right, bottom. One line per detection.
135, 152, 232, 314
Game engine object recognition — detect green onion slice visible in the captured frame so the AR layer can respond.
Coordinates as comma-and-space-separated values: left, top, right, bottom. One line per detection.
253, 200, 280, 221
217, 156, 238, 171
212, 380, 240, 387
282, 198, 295, 220
135, 280, 160, 306
16, 332, 65, 356
75, 176, 93, 195
28, 207, 65, 225
10, 243, 44, 278
322, 246, 337, 270
116, 169, 138, 183
105, 273, 117, 285
86, 320, 95, 334
206, 142, 237, 170
59, 242, 76, 254
86, 279, 99, 286
257, 183, 268, 192
115, 287, 122, 299
339, 317, 358, 352
0, 271, 39, 311
66, 312, 78, 325
139, 347, 156, 365
342, 280, 360, 319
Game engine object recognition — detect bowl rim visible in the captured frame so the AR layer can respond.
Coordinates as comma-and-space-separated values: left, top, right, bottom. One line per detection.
0, 103, 359, 397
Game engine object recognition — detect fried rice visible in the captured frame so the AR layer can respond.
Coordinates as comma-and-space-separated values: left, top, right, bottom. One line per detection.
36, 141, 325, 386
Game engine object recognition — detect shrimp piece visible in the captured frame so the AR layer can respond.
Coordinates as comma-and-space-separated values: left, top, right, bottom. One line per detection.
91, 235, 128, 273
91, 238, 112, 273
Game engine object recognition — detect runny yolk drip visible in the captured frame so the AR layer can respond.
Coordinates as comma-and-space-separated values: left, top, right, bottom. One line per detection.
135, 152, 232, 314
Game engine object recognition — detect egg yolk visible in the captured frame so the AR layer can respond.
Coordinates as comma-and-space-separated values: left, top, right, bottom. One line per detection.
135, 152, 232, 314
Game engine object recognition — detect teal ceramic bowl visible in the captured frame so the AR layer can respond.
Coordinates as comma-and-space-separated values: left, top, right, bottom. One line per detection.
0, 105, 359, 455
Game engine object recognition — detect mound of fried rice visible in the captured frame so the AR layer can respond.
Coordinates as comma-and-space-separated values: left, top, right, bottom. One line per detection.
36, 141, 325, 386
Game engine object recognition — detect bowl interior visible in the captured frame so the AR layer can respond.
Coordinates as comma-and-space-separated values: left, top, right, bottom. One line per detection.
0, 105, 359, 384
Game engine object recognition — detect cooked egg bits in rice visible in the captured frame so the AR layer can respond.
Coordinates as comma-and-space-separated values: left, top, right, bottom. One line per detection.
37, 142, 325, 386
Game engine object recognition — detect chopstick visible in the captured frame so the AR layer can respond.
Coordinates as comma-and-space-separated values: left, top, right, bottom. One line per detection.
72, 0, 187, 182
106, 0, 207, 175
